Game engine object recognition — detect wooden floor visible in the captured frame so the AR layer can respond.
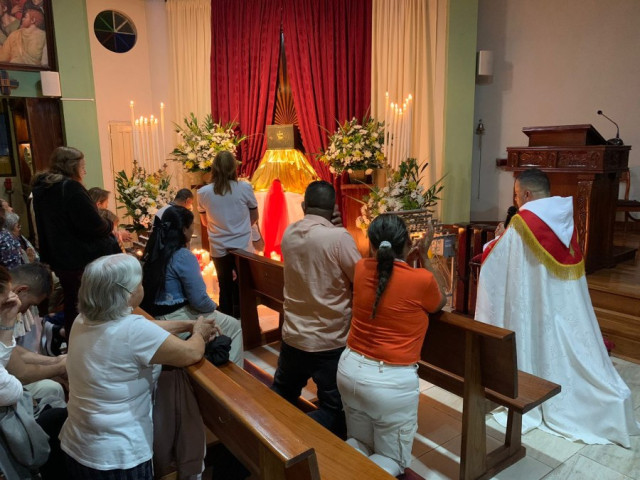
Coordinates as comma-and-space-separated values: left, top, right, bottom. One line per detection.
588, 229, 640, 362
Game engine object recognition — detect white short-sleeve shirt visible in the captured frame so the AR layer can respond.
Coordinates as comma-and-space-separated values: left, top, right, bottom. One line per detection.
60, 313, 170, 470
197, 181, 258, 257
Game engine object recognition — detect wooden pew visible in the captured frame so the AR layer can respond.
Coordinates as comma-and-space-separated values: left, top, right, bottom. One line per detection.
233, 249, 286, 349
419, 311, 560, 480
190, 360, 396, 479
230, 249, 562, 480
188, 360, 321, 479
136, 306, 394, 480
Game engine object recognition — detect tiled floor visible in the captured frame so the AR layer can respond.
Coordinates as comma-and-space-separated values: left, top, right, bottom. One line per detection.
245, 330, 640, 480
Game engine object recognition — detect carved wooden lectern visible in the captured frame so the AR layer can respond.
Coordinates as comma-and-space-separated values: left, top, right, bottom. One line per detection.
503, 124, 631, 274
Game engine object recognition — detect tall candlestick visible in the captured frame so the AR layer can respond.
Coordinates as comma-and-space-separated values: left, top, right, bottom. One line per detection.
160, 102, 166, 163
129, 101, 137, 161
154, 118, 161, 171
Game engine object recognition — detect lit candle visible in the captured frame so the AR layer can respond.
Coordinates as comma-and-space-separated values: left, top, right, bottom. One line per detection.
154, 118, 161, 171
130, 101, 137, 161
144, 117, 151, 171
160, 102, 165, 162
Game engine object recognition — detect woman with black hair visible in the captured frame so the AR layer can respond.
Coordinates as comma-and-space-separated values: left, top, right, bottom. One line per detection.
140, 205, 243, 366
336, 214, 447, 477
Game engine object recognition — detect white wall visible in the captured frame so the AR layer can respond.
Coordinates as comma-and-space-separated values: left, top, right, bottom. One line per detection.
85, 0, 173, 209
472, 0, 640, 220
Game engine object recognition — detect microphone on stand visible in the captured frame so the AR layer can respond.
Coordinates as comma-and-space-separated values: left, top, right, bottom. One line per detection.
597, 110, 624, 145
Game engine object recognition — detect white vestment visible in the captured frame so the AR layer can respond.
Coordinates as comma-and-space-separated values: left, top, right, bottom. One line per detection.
475, 196, 639, 447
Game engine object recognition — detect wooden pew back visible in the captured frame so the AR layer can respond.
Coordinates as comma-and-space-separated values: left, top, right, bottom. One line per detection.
188, 360, 320, 480
233, 249, 285, 349
421, 310, 518, 398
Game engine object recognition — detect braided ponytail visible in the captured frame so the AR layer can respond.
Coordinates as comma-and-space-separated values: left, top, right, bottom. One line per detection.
367, 214, 410, 318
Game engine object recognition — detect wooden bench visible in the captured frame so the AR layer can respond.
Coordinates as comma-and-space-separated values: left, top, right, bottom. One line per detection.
136, 306, 394, 480
230, 249, 562, 480
419, 311, 560, 480
188, 359, 321, 479
233, 249, 286, 349
191, 360, 396, 479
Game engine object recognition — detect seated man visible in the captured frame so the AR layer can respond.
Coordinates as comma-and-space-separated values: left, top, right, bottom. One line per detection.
0, 264, 67, 480
155, 188, 194, 222
272, 181, 361, 437
475, 168, 640, 447
7, 263, 67, 414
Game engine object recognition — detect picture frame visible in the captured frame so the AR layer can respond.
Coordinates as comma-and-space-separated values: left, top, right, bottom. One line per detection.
0, 0, 56, 71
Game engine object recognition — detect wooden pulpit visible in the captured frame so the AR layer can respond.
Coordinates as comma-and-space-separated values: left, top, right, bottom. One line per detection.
503, 124, 631, 273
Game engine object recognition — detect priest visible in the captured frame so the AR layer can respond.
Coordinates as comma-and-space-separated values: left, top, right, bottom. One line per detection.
475, 168, 639, 447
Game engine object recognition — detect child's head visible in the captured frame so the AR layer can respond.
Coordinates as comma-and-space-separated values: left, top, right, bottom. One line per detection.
98, 208, 119, 231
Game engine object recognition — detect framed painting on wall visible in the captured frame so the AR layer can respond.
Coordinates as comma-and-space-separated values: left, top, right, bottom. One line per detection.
0, 0, 56, 71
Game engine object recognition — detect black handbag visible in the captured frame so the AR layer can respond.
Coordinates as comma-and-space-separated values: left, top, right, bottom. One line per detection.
204, 335, 232, 366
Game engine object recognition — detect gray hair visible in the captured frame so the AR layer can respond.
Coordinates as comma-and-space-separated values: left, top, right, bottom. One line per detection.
78, 253, 142, 322
4, 212, 19, 232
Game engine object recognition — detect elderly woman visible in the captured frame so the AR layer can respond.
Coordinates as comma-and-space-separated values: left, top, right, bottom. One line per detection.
59, 253, 216, 480
141, 205, 243, 366
197, 150, 258, 318
0, 211, 23, 269
32, 146, 119, 338
4, 211, 38, 264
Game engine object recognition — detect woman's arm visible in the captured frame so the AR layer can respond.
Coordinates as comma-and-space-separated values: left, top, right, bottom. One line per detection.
150, 316, 217, 367
249, 207, 259, 226
416, 226, 448, 313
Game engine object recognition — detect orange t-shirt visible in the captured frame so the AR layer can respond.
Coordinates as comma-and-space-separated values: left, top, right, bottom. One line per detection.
347, 258, 442, 365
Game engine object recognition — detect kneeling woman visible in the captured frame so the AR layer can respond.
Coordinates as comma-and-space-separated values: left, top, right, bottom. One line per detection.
60, 254, 217, 479
141, 205, 243, 366
337, 214, 447, 477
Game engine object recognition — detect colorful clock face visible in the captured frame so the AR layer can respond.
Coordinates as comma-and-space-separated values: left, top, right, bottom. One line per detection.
94, 10, 137, 53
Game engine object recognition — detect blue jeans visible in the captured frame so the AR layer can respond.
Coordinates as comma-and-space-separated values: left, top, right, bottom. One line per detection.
272, 342, 346, 438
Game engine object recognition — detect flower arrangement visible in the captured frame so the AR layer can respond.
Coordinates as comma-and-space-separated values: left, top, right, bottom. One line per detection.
115, 161, 176, 233
171, 113, 246, 173
321, 117, 386, 174
356, 158, 444, 232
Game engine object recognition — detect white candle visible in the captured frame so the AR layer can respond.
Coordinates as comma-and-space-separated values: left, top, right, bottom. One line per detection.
160, 102, 166, 162
134, 119, 140, 163
154, 118, 161, 171
130, 101, 137, 161
144, 117, 151, 170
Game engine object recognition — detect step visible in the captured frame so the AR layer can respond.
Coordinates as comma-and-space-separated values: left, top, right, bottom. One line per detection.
589, 288, 640, 317
593, 307, 640, 361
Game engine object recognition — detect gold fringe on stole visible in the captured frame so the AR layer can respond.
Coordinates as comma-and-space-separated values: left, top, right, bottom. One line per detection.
510, 215, 586, 281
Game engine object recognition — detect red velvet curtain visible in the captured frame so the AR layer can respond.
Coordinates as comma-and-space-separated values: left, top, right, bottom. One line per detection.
281, 0, 372, 181
210, 0, 281, 176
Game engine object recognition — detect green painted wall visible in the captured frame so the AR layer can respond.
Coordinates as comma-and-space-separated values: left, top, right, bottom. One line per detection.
0, 1, 102, 187
441, 0, 478, 223
52, 0, 103, 188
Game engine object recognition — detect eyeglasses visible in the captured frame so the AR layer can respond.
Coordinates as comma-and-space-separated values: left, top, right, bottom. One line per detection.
115, 282, 133, 294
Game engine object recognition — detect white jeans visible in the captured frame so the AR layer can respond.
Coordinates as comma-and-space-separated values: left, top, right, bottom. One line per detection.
337, 348, 419, 477
156, 306, 244, 367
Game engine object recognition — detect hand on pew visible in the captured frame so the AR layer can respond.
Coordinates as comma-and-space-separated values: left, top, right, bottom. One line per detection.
193, 315, 220, 342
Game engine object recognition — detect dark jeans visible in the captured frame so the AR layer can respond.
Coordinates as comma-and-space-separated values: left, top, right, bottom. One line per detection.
55, 268, 84, 340
65, 453, 153, 480
36, 407, 68, 480
272, 342, 346, 438
213, 254, 239, 319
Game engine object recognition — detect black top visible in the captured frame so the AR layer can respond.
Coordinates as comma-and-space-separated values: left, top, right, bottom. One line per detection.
32, 177, 119, 271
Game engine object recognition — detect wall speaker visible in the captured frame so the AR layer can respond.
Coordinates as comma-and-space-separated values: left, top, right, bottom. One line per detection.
477, 50, 494, 76
40, 71, 61, 97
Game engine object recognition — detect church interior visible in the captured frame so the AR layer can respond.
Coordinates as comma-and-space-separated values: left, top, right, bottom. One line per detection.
0, 1, 639, 479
